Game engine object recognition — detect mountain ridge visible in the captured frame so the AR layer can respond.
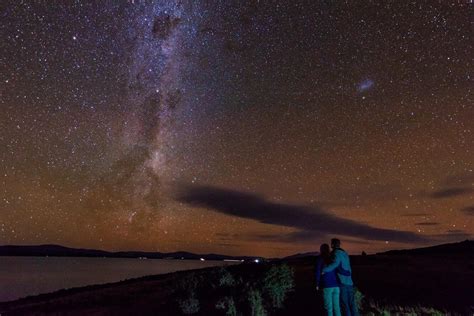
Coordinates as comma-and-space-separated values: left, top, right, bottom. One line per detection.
2, 240, 472, 261
0, 244, 261, 261
377, 239, 474, 255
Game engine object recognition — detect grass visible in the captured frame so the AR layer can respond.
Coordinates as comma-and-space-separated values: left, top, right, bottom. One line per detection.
361, 296, 452, 316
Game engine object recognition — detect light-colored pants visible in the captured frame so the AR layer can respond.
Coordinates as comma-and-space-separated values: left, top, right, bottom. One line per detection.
323, 287, 341, 316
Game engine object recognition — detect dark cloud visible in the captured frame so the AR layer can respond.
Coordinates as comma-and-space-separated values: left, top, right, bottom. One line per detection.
152, 14, 181, 39
340, 238, 372, 245
461, 206, 474, 216
430, 187, 473, 199
253, 230, 326, 243
176, 185, 429, 244
430, 231, 472, 242
446, 229, 465, 234
415, 222, 440, 226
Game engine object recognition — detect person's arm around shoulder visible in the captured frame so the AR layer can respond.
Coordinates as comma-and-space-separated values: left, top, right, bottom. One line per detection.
322, 250, 341, 273
336, 264, 351, 276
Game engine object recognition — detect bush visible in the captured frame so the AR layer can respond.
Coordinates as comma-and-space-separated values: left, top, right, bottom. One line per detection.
175, 273, 203, 314
176, 272, 204, 294
354, 287, 364, 312
425, 308, 445, 316
179, 295, 200, 314
248, 289, 266, 316
218, 267, 237, 287
262, 264, 294, 309
216, 296, 238, 316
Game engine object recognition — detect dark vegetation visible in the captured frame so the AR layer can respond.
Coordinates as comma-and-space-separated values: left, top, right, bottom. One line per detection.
174, 264, 294, 315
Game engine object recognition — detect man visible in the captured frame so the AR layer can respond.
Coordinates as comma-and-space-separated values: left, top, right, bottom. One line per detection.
322, 238, 359, 316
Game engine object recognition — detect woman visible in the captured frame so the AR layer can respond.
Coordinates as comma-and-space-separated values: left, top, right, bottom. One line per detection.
315, 243, 351, 316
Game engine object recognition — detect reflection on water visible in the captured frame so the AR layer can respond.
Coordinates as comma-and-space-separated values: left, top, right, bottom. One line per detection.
0, 256, 236, 302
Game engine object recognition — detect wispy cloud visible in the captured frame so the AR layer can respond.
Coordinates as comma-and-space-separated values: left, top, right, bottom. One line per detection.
430, 187, 473, 199
430, 230, 472, 242
460, 206, 474, 216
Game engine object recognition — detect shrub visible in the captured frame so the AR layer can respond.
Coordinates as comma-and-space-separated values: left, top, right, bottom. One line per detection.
179, 295, 200, 314
262, 264, 294, 309
177, 272, 204, 294
248, 289, 266, 316
425, 308, 445, 316
175, 273, 203, 314
216, 296, 238, 316
219, 268, 237, 287
354, 287, 364, 312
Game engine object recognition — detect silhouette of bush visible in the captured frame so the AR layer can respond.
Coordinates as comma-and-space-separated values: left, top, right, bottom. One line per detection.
218, 267, 237, 287
216, 296, 238, 316
354, 287, 364, 312
174, 263, 294, 314
175, 273, 204, 314
262, 264, 294, 309
178, 294, 200, 314
176, 272, 204, 294
248, 289, 266, 316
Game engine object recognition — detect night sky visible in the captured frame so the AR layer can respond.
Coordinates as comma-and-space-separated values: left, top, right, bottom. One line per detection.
1, 1, 472, 257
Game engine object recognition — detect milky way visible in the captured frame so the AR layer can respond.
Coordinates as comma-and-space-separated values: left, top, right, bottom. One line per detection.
1, 1, 472, 256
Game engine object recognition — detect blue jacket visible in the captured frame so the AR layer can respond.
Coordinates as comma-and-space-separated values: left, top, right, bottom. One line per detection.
322, 248, 354, 286
316, 256, 351, 288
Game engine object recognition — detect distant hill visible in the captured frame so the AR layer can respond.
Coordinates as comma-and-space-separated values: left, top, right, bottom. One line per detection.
283, 240, 474, 259
378, 240, 474, 256
0, 244, 260, 261
2, 240, 472, 262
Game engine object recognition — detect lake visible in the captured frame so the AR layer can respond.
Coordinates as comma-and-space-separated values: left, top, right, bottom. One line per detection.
0, 256, 238, 302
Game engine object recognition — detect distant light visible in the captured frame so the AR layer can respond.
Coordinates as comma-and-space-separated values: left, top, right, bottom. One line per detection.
200, 258, 205, 261
72, 36, 77, 40
254, 259, 259, 263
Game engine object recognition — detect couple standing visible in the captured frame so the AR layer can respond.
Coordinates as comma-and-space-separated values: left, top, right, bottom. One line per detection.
315, 238, 359, 316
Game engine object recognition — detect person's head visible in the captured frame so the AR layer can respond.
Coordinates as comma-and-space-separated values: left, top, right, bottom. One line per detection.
320, 243, 330, 257
331, 238, 341, 249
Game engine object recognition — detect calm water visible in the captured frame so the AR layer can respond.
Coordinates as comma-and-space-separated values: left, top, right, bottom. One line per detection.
0, 256, 237, 302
